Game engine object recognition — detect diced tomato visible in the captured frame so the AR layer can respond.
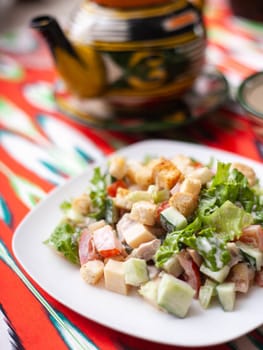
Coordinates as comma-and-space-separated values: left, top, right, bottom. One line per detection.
177, 250, 201, 298
240, 225, 263, 251
107, 180, 127, 197
78, 228, 100, 265
93, 224, 123, 258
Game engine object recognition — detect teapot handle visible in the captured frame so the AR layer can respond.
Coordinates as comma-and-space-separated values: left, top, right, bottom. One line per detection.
188, 0, 204, 11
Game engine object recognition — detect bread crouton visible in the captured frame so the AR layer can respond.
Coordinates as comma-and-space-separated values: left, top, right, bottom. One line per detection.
169, 191, 198, 217
80, 260, 104, 285
153, 158, 182, 190
108, 155, 127, 180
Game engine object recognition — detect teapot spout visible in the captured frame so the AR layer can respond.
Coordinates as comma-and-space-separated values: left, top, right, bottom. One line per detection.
30, 16, 80, 62
30, 16, 106, 98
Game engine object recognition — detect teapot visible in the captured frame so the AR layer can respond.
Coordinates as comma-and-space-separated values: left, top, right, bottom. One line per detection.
31, 0, 206, 120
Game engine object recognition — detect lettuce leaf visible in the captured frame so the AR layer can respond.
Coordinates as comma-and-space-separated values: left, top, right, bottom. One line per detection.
155, 162, 259, 271
44, 222, 80, 265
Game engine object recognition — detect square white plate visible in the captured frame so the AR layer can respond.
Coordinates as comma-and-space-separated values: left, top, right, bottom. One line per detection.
12, 140, 263, 347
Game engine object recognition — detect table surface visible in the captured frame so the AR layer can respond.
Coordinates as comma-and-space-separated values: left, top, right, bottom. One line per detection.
1, 0, 263, 349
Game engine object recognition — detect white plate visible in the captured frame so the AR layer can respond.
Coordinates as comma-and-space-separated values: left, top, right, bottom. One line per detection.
12, 140, 263, 347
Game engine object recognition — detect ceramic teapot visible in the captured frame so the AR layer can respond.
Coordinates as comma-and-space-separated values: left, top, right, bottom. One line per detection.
31, 0, 206, 120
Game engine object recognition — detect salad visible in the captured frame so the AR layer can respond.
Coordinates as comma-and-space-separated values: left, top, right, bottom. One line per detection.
45, 152, 263, 318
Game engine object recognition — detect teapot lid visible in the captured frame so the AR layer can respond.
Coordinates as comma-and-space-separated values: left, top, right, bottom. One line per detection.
89, 0, 171, 8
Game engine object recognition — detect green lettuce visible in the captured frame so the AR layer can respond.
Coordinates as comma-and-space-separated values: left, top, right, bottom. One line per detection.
44, 222, 80, 265
155, 161, 259, 271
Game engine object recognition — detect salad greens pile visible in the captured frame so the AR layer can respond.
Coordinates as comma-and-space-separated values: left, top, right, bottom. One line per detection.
155, 162, 260, 271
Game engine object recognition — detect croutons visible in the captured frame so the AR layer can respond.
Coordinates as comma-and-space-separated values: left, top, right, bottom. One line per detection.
126, 160, 154, 189
113, 187, 133, 210
108, 155, 127, 179
72, 193, 91, 215
80, 260, 104, 285
169, 191, 198, 217
231, 162, 257, 186
152, 159, 182, 190
130, 200, 157, 226
180, 178, 202, 197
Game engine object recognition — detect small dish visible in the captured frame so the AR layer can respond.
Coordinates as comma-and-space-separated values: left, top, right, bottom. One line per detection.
237, 72, 263, 124
54, 66, 229, 132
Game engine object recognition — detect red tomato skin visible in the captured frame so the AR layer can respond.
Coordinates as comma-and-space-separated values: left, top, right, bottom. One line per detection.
107, 180, 127, 197
78, 228, 100, 265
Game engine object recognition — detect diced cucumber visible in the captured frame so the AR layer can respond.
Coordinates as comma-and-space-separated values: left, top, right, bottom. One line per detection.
200, 264, 230, 283
157, 273, 195, 318
199, 285, 215, 309
105, 198, 119, 224
124, 258, 149, 287
160, 206, 187, 232
148, 186, 170, 204
204, 278, 217, 296
216, 282, 236, 311
138, 279, 160, 306
127, 191, 152, 203
163, 254, 183, 277
236, 242, 263, 271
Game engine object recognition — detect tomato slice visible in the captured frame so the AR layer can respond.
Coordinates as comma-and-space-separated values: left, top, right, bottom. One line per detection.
107, 180, 127, 197
177, 250, 201, 298
240, 225, 263, 251
78, 228, 100, 265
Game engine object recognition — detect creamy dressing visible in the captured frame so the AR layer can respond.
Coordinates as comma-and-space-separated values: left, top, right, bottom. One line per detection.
244, 75, 263, 114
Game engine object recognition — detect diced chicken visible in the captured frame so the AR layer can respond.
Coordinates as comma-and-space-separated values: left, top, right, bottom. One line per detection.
108, 155, 127, 180
116, 213, 155, 248
126, 160, 154, 188
80, 260, 104, 285
180, 178, 202, 197
152, 158, 182, 190
188, 167, 214, 185
104, 259, 129, 295
130, 201, 157, 226
93, 225, 123, 258
147, 265, 160, 280
186, 248, 203, 267
72, 193, 91, 215
231, 162, 257, 186
169, 191, 198, 217
240, 225, 263, 251
228, 262, 255, 293
131, 239, 161, 261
